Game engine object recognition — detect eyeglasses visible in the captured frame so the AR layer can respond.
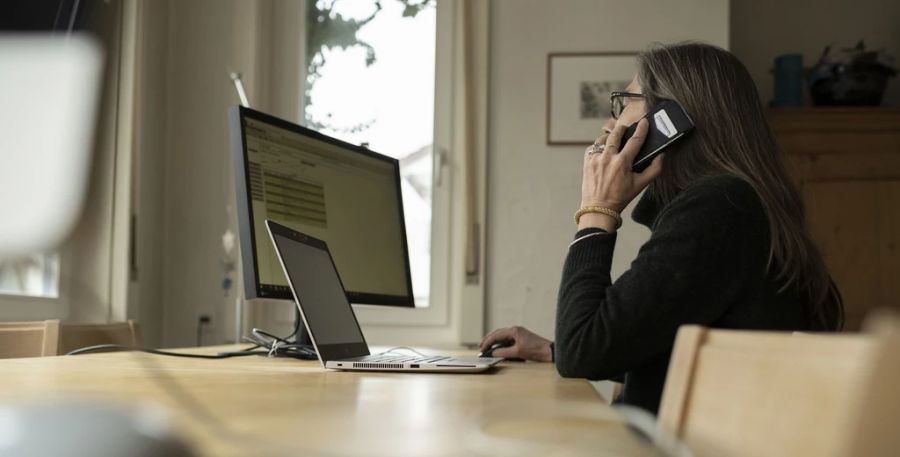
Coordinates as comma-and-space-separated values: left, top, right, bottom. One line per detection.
610, 91, 645, 119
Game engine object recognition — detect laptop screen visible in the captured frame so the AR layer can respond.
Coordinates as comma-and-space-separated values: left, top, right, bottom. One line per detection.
266, 221, 369, 362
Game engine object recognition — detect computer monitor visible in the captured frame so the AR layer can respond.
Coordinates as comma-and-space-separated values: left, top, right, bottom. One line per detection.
228, 106, 415, 308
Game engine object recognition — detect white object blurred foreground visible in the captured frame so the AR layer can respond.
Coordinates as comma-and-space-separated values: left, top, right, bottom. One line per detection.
0, 34, 103, 256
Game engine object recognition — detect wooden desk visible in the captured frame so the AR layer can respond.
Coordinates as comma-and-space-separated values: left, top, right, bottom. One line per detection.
0, 346, 656, 457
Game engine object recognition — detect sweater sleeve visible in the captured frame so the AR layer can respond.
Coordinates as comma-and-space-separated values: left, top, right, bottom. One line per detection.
554, 178, 764, 380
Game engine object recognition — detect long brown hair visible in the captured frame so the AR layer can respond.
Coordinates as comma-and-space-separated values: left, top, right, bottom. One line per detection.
636, 42, 843, 331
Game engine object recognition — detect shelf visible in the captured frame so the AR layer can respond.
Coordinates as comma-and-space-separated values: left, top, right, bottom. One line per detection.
768, 107, 900, 133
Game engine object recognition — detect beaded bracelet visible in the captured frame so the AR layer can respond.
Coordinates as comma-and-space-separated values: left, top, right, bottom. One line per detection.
574, 205, 622, 228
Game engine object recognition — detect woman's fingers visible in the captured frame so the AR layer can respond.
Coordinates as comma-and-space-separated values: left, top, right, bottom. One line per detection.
490, 345, 519, 359
584, 133, 610, 163
596, 133, 610, 147
481, 327, 552, 362
634, 153, 665, 188
619, 118, 649, 162
479, 327, 516, 351
604, 123, 627, 155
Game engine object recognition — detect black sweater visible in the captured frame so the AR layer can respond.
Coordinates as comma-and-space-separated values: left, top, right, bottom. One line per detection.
554, 174, 813, 414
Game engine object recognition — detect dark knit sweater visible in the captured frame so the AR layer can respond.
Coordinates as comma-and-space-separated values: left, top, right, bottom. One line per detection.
554, 174, 813, 414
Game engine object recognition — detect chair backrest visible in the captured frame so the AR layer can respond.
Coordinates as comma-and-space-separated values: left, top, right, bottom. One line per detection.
0, 320, 60, 358
833, 313, 900, 457
57, 320, 142, 355
657, 325, 878, 457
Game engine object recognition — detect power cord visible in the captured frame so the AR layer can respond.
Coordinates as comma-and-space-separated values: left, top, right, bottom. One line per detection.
67, 338, 316, 360
66, 344, 266, 359
240, 327, 317, 360
69, 309, 317, 360
237, 307, 317, 360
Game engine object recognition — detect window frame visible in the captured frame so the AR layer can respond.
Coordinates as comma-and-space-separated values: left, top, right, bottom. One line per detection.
232, 0, 481, 346
350, 0, 453, 330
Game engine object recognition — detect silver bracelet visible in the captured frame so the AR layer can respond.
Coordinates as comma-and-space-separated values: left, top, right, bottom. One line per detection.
568, 231, 605, 249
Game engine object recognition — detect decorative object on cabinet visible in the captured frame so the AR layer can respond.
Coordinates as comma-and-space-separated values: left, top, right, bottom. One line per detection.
808, 41, 897, 106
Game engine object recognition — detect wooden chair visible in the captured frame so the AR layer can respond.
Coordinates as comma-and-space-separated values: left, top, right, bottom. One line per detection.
0, 320, 60, 358
832, 313, 900, 457
57, 320, 143, 355
657, 323, 887, 457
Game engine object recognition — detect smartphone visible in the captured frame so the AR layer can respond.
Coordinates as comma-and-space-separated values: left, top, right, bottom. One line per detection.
619, 100, 695, 172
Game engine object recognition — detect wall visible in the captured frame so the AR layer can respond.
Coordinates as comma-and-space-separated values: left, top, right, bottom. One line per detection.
131, 0, 306, 347
731, 0, 900, 106
130, 0, 252, 347
159, 0, 249, 347
485, 0, 729, 339
131, 0, 169, 346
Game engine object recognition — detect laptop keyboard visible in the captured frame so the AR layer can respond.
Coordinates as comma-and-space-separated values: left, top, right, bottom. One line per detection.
356, 354, 451, 364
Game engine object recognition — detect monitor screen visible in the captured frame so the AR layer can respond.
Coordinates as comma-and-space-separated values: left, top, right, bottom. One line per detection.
229, 106, 414, 307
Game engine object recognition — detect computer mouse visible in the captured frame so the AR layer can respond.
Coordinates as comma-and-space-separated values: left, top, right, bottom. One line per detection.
479, 340, 514, 358
0, 399, 196, 457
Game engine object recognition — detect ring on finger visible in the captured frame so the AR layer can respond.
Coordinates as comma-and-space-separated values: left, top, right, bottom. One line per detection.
591, 144, 605, 155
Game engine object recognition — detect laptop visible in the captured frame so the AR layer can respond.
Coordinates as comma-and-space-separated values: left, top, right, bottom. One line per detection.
265, 220, 502, 373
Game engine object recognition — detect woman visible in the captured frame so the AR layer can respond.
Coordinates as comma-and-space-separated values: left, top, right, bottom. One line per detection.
480, 42, 843, 414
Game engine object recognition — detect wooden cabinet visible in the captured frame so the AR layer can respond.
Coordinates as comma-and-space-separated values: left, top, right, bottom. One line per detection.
769, 108, 900, 330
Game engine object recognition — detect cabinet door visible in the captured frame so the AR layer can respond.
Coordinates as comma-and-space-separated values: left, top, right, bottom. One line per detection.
804, 181, 900, 330
878, 181, 900, 327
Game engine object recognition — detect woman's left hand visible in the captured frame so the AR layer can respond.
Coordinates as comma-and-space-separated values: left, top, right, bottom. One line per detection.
580, 118, 665, 227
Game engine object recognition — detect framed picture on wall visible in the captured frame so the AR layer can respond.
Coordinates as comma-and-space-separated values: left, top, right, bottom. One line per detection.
546, 52, 638, 145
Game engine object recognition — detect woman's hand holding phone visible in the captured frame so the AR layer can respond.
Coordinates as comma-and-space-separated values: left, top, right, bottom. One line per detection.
580, 118, 665, 232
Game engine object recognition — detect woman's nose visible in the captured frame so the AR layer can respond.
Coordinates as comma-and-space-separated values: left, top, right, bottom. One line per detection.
602, 117, 616, 134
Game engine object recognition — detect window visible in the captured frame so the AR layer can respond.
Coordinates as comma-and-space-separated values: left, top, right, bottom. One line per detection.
304, 0, 437, 307
0, 253, 60, 298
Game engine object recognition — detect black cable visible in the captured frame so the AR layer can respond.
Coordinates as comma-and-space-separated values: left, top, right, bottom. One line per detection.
241, 331, 318, 360
67, 340, 316, 361
67, 344, 266, 359
68, 308, 314, 360
230, 307, 317, 360
252, 328, 291, 345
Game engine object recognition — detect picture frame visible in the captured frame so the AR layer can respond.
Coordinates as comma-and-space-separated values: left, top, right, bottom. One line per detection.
546, 52, 639, 146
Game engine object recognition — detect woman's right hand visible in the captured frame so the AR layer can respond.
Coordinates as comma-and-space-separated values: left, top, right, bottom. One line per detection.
479, 326, 553, 362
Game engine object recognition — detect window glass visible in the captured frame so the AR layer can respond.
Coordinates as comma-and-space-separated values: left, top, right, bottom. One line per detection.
305, 0, 436, 306
0, 253, 60, 298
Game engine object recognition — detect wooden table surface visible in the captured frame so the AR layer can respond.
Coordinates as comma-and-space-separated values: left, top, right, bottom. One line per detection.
0, 345, 658, 457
